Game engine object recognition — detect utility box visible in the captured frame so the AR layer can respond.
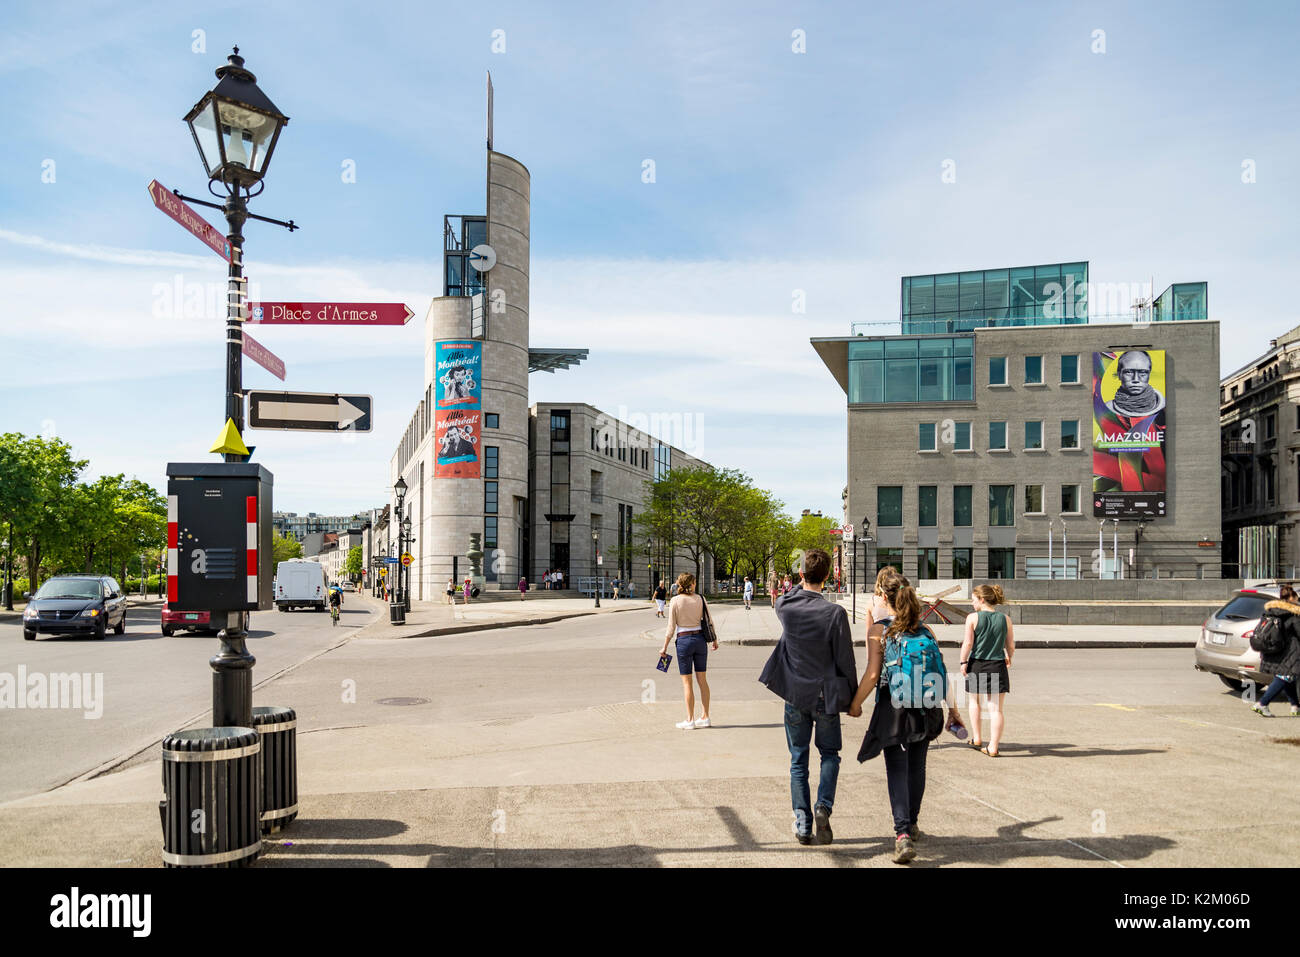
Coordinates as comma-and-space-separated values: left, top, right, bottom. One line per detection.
166, 463, 274, 612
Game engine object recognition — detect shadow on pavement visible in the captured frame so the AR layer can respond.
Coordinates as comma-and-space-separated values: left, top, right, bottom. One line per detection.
985, 742, 1168, 759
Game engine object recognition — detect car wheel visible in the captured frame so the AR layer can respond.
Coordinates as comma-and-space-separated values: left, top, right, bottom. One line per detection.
23, 629, 35, 641
94, 617, 106, 640
162, 626, 175, 637
1218, 675, 1245, 692
114, 611, 126, 635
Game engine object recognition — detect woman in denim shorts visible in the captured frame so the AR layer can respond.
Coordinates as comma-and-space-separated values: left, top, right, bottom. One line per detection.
659, 573, 718, 730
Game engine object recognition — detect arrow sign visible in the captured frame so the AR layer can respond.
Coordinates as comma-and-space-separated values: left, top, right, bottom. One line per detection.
146, 180, 232, 262
248, 390, 372, 433
241, 332, 286, 381
245, 302, 414, 326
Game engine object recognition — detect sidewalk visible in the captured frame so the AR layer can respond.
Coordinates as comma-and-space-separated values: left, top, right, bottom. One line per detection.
353, 593, 650, 640
651, 599, 1199, 648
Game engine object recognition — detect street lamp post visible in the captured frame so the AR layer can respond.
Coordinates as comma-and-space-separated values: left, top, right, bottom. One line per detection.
592, 529, 600, 608
180, 47, 292, 729
402, 515, 413, 612
393, 478, 408, 611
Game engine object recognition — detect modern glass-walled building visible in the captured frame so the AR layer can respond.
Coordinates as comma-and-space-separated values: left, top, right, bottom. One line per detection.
901, 262, 1089, 334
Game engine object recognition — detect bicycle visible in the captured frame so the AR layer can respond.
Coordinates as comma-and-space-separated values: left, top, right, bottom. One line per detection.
330, 603, 340, 626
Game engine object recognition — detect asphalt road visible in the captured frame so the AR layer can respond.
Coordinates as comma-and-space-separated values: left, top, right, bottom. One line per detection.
2, 603, 1294, 867
0, 597, 379, 804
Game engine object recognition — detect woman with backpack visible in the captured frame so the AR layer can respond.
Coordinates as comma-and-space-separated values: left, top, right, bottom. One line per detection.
960, 584, 1015, 756
848, 571, 964, 864
1252, 584, 1300, 717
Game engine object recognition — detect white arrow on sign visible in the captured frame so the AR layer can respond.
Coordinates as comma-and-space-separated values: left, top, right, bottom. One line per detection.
248, 391, 373, 433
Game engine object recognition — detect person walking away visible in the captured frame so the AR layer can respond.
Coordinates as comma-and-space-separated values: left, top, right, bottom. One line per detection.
659, 573, 718, 730
654, 580, 667, 618
759, 549, 856, 845
849, 571, 964, 864
960, 584, 1015, 755
743, 576, 754, 611
613, 579, 621, 600
518, 575, 528, 601
1252, 584, 1300, 716
446, 577, 456, 605
770, 577, 779, 608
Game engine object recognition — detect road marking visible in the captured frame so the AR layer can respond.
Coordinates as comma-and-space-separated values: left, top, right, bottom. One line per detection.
1094, 703, 1269, 737
1095, 703, 1137, 711
948, 787, 1124, 868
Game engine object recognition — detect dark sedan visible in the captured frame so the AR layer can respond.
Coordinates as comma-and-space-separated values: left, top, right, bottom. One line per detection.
22, 576, 128, 640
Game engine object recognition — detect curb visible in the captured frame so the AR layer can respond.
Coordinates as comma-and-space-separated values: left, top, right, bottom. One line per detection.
353, 601, 647, 640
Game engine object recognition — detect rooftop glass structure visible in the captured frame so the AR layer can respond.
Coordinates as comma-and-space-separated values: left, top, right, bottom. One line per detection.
848, 336, 974, 404
901, 262, 1088, 334
444, 214, 487, 298
1152, 282, 1207, 322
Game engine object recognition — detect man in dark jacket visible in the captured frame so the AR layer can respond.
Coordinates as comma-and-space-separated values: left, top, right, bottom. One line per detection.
758, 548, 857, 845
1254, 587, 1300, 716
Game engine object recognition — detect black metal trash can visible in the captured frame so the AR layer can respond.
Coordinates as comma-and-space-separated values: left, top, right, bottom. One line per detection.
252, 706, 298, 834
160, 727, 261, 868
390, 602, 406, 624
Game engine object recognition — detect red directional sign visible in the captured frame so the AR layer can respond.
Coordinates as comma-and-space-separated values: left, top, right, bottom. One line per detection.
146, 180, 232, 262
241, 332, 286, 381
245, 302, 414, 326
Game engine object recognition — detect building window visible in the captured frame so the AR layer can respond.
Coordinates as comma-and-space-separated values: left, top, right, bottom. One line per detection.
1061, 355, 1079, 384
550, 411, 570, 443
1025, 421, 1043, 450
878, 487, 903, 527
484, 446, 498, 479
953, 486, 972, 526
877, 548, 904, 574
989, 356, 1007, 386
988, 548, 1016, 579
989, 421, 1008, 451
1061, 420, 1080, 449
1025, 485, 1043, 514
918, 548, 937, 579
954, 422, 972, 451
989, 485, 1015, 526
590, 427, 596, 449
1061, 484, 1080, 513
484, 481, 498, 514
848, 337, 974, 403
952, 548, 972, 578
485, 413, 500, 429
919, 423, 937, 451
919, 486, 937, 526
1025, 355, 1043, 384
1266, 413, 1276, 440
1266, 464, 1277, 503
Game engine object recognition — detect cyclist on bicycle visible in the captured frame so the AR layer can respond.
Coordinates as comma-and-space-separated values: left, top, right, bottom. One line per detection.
328, 583, 343, 619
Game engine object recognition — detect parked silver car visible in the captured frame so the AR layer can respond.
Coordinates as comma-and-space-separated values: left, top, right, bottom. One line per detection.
1194, 585, 1279, 691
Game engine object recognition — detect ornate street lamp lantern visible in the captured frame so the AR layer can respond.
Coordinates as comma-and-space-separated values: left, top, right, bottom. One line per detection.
184, 47, 288, 192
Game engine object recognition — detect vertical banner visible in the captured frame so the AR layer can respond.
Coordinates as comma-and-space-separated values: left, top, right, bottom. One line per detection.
1092, 349, 1168, 518
435, 341, 482, 478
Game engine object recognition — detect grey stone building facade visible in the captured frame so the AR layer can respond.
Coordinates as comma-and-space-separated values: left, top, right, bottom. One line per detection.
1220, 322, 1300, 577
814, 267, 1221, 584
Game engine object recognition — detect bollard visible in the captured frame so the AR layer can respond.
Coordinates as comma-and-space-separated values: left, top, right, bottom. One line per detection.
160, 727, 261, 867
252, 706, 298, 834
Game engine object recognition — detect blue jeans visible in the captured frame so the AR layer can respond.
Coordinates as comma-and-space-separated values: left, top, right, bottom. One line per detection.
882, 740, 929, 837
784, 701, 841, 833
1260, 675, 1299, 708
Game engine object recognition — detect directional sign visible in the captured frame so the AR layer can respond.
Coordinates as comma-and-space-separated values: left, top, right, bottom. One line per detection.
245, 302, 414, 326
248, 391, 372, 433
382, 557, 401, 565
241, 332, 286, 381
146, 180, 232, 262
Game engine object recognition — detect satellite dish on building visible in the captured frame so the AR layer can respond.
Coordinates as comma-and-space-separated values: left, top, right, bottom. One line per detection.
469, 244, 496, 272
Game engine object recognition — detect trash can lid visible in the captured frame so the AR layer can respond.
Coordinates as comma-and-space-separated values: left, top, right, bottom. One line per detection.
163, 726, 259, 752
252, 705, 296, 725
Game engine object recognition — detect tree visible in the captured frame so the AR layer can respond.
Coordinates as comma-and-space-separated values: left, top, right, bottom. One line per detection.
346, 545, 363, 579
273, 532, 303, 565
0, 434, 39, 607
4, 434, 86, 590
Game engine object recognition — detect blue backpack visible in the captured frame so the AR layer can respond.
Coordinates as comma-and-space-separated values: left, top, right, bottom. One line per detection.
882, 625, 948, 709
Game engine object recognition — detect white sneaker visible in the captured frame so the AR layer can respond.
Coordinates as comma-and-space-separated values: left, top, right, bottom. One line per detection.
694, 717, 711, 729
1252, 704, 1273, 717
675, 719, 696, 730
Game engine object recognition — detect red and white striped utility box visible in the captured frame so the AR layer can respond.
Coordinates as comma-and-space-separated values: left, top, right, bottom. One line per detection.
165, 463, 274, 613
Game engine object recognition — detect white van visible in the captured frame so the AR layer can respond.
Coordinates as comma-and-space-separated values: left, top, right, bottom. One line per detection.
275, 559, 328, 612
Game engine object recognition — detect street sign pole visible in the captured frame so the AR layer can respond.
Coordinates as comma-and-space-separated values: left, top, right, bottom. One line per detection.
223, 192, 247, 464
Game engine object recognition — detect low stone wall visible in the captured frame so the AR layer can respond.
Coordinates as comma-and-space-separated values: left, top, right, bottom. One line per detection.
919, 578, 1244, 603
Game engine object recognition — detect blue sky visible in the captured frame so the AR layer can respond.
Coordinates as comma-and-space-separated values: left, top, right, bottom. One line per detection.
1, 0, 1297, 518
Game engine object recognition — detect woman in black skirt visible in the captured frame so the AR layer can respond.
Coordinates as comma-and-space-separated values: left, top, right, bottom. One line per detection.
848, 570, 964, 863
960, 584, 1015, 756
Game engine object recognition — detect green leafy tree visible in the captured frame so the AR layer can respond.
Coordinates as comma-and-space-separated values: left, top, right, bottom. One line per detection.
346, 545, 363, 579
0, 434, 39, 607
4, 434, 86, 590
273, 532, 303, 565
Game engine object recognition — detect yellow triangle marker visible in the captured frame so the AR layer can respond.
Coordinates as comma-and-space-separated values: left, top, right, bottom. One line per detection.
210, 418, 250, 456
